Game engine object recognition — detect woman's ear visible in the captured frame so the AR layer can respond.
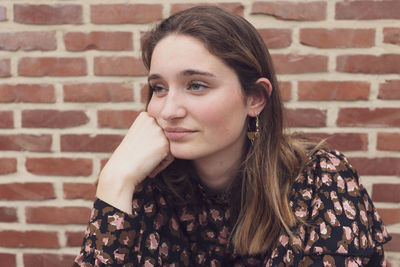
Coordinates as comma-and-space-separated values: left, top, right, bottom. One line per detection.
246, 77, 272, 116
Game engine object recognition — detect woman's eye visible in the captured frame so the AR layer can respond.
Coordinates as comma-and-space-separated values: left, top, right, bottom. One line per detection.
189, 82, 208, 91
150, 85, 167, 95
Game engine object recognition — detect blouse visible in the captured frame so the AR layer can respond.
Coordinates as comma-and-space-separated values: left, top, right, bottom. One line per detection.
74, 150, 391, 266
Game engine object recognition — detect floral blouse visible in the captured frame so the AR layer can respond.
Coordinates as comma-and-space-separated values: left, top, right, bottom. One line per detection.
74, 150, 391, 266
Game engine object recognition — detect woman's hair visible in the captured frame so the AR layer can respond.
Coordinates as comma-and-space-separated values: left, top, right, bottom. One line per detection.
142, 6, 318, 255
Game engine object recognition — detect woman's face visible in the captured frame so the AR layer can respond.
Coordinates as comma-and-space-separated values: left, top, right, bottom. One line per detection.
147, 34, 252, 161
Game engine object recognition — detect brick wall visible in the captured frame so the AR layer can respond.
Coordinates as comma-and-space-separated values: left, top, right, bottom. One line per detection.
0, 1, 399, 266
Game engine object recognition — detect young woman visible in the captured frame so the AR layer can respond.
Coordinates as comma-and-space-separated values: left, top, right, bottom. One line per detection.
75, 6, 391, 266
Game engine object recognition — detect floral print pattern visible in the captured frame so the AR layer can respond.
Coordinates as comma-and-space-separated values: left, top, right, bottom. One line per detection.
74, 150, 391, 266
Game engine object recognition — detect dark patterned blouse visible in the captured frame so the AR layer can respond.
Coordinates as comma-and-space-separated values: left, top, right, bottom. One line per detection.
74, 150, 391, 266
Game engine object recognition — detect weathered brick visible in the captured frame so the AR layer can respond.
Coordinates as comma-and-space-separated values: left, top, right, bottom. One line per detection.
252, 1, 326, 21
18, 57, 87, 76
337, 54, 400, 74
14, 4, 82, 25
258, 29, 292, 49
284, 108, 327, 127
0, 58, 10, 77
0, 158, 16, 174
378, 80, 400, 100
63, 183, 96, 201
337, 108, 400, 127
0, 6, 6, 21
350, 158, 400, 176
26, 157, 92, 176
171, 3, 244, 16
63, 82, 133, 102
384, 233, 400, 252
383, 28, 400, 45
64, 31, 133, 51
305, 133, 368, 151
377, 208, 400, 225
377, 133, 400, 151
272, 54, 328, 74
278, 81, 291, 101
300, 28, 375, 48
26, 206, 91, 224
0, 230, 59, 248
336, 1, 400, 20
91, 4, 162, 24
0, 183, 55, 200
372, 184, 400, 203
298, 81, 370, 100
0, 84, 55, 103
141, 83, 149, 103
61, 134, 123, 152
23, 254, 76, 267
0, 31, 56, 51
0, 253, 16, 267
0, 111, 13, 128
98, 110, 140, 129
0, 207, 17, 222
66, 231, 85, 247
22, 110, 88, 128
94, 56, 147, 76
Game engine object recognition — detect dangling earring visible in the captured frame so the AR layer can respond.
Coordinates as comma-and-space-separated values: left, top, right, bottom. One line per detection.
247, 115, 260, 145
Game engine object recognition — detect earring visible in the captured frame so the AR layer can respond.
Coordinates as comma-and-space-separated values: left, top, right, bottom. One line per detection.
247, 115, 260, 144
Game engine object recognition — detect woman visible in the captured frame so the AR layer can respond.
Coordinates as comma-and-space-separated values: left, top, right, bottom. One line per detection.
75, 6, 391, 266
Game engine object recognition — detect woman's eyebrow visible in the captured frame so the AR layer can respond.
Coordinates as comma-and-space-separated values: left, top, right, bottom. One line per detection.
148, 69, 216, 83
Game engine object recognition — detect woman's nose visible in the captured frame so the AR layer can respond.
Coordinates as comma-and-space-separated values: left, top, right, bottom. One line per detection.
160, 91, 186, 121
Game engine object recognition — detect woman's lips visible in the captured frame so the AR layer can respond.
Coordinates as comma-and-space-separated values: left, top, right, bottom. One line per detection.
163, 127, 196, 141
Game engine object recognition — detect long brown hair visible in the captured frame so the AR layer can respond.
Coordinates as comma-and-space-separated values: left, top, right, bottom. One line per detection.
142, 6, 318, 255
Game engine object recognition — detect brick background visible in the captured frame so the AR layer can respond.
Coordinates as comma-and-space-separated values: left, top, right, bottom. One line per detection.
0, 1, 399, 266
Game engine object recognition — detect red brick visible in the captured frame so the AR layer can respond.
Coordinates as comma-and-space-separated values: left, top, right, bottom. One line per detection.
300, 28, 375, 48
305, 133, 368, 151
0, 183, 55, 200
0, 253, 16, 267
379, 80, 400, 100
258, 29, 292, 49
18, 57, 86, 76
298, 81, 370, 101
0, 111, 13, 128
66, 231, 85, 247
384, 233, 400, 252
14, 4, 82, 25
278, 81, 291, 101
94, 56, 147, 76
98, 110, 140, 129
0, 158, 16, 174
272, 54, 328, 74
284, 108, 327, 127
63, 183, 96, 201
0, 31, 56, 51
63, 82, 133, 102
0, 207, 17, 222
383, 28, 400, 45
22, 109, 88, 128
64, 31, 132, 51
377, 133, 400, 151
0, 84, 54, 103
336, 1, 400, 20
377, 208, 400, 225
91, 4, 162, 24
251, 1, 326, 21
26, 157, 92, 176
24, 254, 76, 267
337, 108, 400, 127
0, 230, 58, 248
141, 83, 149, 103
26, 206, 91, 224
100, 158, 109, 171
337, 54, 400, 74
350, 158, 400, 176
171, 3, 244, 16
372, 184, 400, 203
0, 58, 11, 77
0, 6, 6, 21
61, 134, 123, 152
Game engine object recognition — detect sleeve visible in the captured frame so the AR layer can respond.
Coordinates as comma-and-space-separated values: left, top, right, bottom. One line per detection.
266, 150, 392, 267
73, 179, 156, 266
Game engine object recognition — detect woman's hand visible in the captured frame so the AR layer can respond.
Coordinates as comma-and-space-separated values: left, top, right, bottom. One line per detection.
96, 112, 174, 213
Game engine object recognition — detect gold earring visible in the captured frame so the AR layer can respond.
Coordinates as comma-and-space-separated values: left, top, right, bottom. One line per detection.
247, 115, 260, 144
